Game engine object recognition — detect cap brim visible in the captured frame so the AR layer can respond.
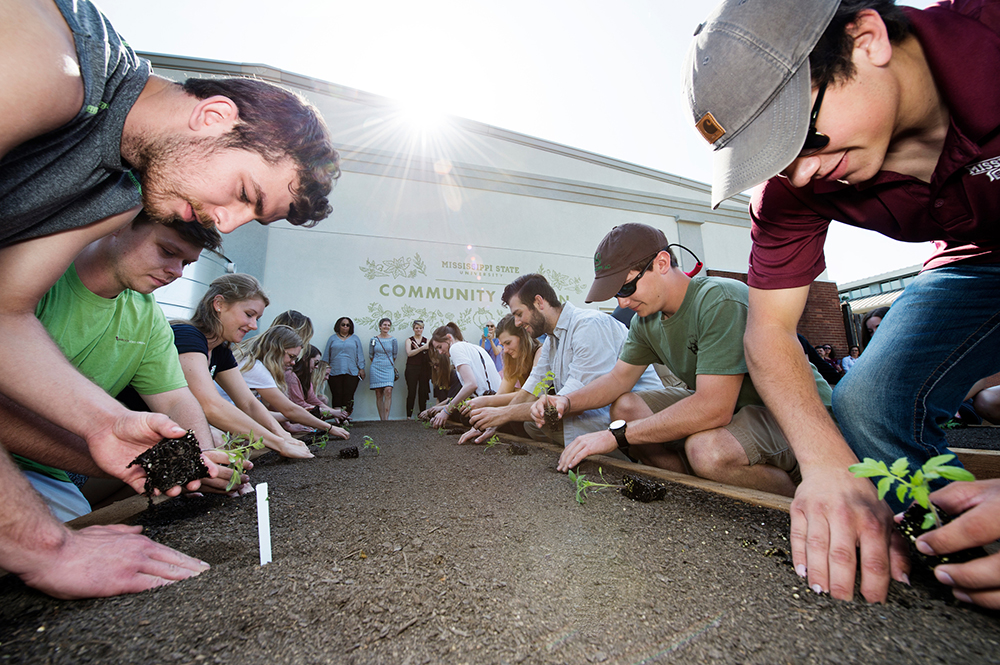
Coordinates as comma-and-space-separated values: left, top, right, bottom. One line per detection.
585, 270, 629, 303
710, 65, 811, 209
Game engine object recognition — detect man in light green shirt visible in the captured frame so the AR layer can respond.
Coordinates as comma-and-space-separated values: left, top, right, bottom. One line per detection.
7, 214, 234, 520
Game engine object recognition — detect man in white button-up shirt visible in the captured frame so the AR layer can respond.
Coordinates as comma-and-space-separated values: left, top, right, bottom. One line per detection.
468, 273, 661, 445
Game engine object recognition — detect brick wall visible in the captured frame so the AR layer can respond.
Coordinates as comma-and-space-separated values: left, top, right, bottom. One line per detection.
707, 270, 849, 358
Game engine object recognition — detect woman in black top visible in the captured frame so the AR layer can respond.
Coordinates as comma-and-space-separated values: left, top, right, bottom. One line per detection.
404, 319, 432, 418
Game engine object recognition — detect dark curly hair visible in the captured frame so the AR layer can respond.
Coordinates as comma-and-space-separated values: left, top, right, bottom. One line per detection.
182, 77, 340, 227
809, 0, 911, 88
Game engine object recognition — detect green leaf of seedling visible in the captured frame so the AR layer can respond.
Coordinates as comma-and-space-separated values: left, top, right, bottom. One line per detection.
936, 465, 976, 482
889, 457, 910, 478
876, 476, 893, 501
924, 454, 956, 471
910, 469, 925, 487
911, 484, 931, 510
849, 458, 890, 478
895, 482, 909, 505
921, 511, 936, 531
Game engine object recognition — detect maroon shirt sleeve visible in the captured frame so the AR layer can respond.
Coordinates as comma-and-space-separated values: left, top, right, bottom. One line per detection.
748, 179, 832, 290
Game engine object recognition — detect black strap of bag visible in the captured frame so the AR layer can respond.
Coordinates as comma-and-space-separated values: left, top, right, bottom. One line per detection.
476, 349, 497, 396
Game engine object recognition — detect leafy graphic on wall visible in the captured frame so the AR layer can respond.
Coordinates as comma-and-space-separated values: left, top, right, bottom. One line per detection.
360, 254, 427, 280
358, 303, 507, 333
537, 265, 587, 294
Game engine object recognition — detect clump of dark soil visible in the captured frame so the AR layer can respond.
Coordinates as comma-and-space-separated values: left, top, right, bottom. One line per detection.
620, 473, 666, 502
543, 403, 561, 429
339, 446, 359, 458
507, 442, 530, 456
127, 430, 208, 499
309, 405, 324, 419
898, 503, 988, 569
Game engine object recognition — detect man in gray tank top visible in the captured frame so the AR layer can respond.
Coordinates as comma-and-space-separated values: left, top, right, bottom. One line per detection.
0, 0, 340, 599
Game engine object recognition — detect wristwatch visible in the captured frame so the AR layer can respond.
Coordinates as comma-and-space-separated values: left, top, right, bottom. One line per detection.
609, 419, 629, 454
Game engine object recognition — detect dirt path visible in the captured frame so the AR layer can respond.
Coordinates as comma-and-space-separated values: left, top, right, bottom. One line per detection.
1, 421, 997, 664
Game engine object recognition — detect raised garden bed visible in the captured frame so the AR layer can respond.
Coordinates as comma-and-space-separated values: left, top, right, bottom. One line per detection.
0, 420, 997, 664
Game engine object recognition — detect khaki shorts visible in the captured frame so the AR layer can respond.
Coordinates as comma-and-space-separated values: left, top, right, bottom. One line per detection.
636, 387, 800, 484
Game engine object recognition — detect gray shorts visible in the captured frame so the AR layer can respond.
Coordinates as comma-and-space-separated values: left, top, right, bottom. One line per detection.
636, 387, 800, 484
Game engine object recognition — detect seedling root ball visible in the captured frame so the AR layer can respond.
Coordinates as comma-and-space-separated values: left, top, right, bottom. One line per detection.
128, 430, 208, 498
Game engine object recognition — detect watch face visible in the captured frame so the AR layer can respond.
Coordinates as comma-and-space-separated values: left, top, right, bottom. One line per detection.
609, 419, 626, 430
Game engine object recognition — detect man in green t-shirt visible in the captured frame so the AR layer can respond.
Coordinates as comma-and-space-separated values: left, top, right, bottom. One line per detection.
538, 223, 832, 497
4, 213, 242, 521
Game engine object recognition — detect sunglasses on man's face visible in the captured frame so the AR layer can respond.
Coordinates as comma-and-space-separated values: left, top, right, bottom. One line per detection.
616, 252, 659, 299
800, 80, 830, 157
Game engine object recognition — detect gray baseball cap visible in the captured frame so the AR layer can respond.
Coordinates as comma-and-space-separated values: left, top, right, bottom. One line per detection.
683, 0, 840, 209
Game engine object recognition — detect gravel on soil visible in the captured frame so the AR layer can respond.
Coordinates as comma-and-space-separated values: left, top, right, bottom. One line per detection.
0, 420, 997, 664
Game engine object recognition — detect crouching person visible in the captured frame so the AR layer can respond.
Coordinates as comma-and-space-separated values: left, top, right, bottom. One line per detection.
2, 213, 252, 521
545, 224, 833, 497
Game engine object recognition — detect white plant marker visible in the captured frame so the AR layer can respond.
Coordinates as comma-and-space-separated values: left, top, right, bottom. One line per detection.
256, 482, 272, 565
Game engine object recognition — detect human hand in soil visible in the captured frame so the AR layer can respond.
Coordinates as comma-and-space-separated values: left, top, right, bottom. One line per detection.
529, 395, 568, 427
791, 464, 910, 603
458, 426, 496, 445
557, 430, 617, 472
430, 409, 450, 429
915, 479, 1000, 609
20, 524, 210, 600
278, 437, 314, 459
469, 406, 506, 430
195, 449, 252, 495
327, 425, 350, 440
90, 413, 215, 496
324, 407, 349, 421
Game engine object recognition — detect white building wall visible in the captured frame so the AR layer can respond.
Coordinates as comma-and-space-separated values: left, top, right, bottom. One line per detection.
147, 53, 754, 421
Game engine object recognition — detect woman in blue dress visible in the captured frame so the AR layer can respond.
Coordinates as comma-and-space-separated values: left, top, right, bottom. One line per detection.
369, 317, 398, 420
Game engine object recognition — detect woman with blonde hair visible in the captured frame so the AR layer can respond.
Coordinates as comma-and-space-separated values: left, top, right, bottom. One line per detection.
458, 314, 542, 444
237, 326, 349, 439
272, 310, 313, 352
171, 274, 312, 458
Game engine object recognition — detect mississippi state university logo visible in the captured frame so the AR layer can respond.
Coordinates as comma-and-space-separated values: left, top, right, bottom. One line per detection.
966, 156, 1000, 181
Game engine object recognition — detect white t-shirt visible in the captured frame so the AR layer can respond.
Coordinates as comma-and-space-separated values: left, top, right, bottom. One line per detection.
449, 341, 502, 396
217, 359, 278, 404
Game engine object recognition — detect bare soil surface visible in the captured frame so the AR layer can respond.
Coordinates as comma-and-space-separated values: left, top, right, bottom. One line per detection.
1, 420, 998, 664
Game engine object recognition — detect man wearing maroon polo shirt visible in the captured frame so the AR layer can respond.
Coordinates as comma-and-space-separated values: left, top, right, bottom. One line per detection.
686, 0, 1000, 609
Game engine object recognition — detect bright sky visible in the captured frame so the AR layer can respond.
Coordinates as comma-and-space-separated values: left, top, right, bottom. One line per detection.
98, 0, 938, 285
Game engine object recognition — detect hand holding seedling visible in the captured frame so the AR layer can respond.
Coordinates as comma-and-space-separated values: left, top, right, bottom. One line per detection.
529, 394, 568, 428
908, 478, 1000, 609
197, 448, 253, 495
557, 429, 617, 472
430, 408, 451, 429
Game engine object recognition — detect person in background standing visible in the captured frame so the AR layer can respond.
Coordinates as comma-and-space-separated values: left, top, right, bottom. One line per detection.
323, 317, 365, 415
480, 321, 504, 377
370, 318, 398, 421
405, 320, 432, 419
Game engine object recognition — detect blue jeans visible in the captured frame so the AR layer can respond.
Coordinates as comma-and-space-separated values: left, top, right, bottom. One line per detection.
833, 264, 1000, 511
